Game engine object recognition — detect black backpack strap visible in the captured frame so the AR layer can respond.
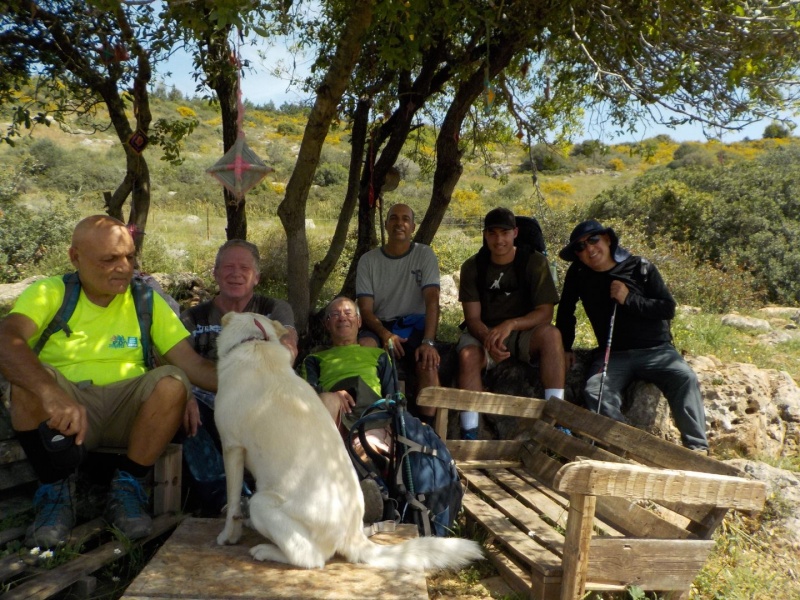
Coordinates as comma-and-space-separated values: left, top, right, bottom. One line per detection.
639, 257, 651, 284
131, 277, 156, 369
33, 272, 81, 356
512, 246, 534, 311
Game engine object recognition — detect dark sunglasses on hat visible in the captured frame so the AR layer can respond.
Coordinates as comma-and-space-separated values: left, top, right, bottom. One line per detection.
573, 234, 602, 253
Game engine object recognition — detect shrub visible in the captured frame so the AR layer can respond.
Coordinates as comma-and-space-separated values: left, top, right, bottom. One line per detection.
0, 200, 77, 282
521, 144, 568, 173
27, 138, 64, 174
763, 122, 792, 139
313, 163, 348, 187
276, 122, 302, 136
587, 143, 800, 305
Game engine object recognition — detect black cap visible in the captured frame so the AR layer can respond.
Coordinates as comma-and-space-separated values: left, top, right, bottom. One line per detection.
559, 219, 621, 262
484, 207, 516, 230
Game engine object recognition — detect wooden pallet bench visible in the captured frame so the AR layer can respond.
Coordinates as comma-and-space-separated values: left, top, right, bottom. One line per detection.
417, 387, 768, 600
122, 518, 428, 600
1, 402, 184, 599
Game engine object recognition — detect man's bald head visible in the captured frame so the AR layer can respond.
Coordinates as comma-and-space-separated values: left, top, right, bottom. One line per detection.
68, 215, 136, 306
71, 215, 130, 249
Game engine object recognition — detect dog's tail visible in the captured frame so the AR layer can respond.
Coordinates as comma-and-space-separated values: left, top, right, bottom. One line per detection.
346, 531, 483, 571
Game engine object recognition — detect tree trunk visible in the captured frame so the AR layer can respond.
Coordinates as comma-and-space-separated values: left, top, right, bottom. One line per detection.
205, 28, 246, 241
278, 0, 375, 335
310, 97, 370, 307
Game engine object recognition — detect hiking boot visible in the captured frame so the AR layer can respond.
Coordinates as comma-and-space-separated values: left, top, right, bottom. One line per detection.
461, 427, 479, 441
25, 475, 77, 548
690, 446, 711, 456
360, 478, 384, 524
104, 470, 153, 540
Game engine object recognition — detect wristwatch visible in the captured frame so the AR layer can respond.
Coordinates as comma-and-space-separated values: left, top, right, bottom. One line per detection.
421, 338, 436, 347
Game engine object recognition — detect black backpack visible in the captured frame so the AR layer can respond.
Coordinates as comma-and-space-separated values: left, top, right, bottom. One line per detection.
347, 396, 464, 537
33, 272, 157, 369
476, 214, 547, 315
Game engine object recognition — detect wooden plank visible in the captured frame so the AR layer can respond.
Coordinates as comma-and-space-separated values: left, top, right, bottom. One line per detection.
0, 440, 26, 465
417, 387, 546, 418
586, 538, 714, 591
123, 518, 427, 600
482, 545, 537, 598
527, 421, 724, 530
461, 470, 565, 556
458, 459, 522, 470
518, 451, 694, 539
446, 440, 523, 463
0, 461, 37, 492
3, 514, 181, 600
0, 549, 28, 584
0, 526, 25, 547
560, 493, 596, 600
0, 494, 33, 523
529, 420, 629, 465
461, 494, 563, 577
492, 469, 625, 538
554, 460, 767, 511
434, 406, 449, 440
153, 444, 182, 515
543, 398, 743, 477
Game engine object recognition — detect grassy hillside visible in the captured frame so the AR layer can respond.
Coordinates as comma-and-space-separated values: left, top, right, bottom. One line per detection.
3, 95, 800, 598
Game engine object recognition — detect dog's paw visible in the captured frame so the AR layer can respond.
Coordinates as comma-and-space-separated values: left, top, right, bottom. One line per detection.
249, 543, 284, 563
217, 522, 242, 546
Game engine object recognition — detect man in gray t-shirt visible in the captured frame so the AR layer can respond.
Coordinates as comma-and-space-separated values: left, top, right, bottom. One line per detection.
356, 203, 440, 421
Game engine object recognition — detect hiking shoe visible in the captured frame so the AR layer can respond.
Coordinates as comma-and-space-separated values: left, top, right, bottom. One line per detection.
461, 427, 479, 441
104, 470, 153, 540
360, 478, 384, 524
25, 475, 77, 548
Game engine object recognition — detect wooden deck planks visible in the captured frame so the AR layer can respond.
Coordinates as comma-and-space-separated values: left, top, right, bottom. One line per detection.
122, 518, 429, 600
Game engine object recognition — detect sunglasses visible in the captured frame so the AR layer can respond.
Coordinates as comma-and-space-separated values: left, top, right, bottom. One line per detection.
573, 235, 602, 253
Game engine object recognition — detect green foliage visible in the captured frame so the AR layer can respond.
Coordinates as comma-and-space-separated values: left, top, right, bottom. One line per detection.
763, 121, 792, 139
276, 122, 302, 136
587, 143, 800, 305
313, 162, 348, 187
27, 139, 64, 174
0, 200, 76, 283
149, 114, 200, 165
570, 139, 609, 160
521, 144, 569, 173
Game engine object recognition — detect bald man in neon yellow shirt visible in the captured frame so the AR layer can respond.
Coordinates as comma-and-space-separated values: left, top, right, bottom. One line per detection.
0, 215, 217, 547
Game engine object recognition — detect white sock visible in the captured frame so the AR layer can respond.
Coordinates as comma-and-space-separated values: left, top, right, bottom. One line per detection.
460, 411, 479, 430
544, 388, 564, 400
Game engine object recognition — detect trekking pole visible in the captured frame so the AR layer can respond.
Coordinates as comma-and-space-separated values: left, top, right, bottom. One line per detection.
387, 339, 401, 402
595, 303, 617, 416
388, 339, 415, 497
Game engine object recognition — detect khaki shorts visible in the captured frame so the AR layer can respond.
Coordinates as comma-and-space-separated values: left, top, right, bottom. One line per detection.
44, 365, 191, 451
456, 328, 536, 367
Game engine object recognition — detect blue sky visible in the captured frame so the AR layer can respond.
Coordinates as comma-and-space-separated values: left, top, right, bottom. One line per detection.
157, 43, 788, 145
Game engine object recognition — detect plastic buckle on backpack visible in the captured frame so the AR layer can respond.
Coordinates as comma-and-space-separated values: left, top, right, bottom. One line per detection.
363, 520, 397, 537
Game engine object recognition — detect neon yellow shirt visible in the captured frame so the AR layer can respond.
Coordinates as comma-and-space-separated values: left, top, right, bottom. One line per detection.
11, 275, 189, 385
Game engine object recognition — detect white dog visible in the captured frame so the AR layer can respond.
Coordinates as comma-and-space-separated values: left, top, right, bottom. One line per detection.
215, 312, 483, 570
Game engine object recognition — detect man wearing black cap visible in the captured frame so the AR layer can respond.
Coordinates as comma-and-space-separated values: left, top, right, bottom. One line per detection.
555, 219, 708, 452
457, 207, 565, 439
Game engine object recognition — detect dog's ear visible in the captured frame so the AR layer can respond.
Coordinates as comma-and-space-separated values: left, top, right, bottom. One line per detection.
271, 320, 288, 338
221, 312, 236, 327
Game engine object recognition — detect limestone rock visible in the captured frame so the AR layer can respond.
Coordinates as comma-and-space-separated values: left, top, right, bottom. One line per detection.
722, 313, 771, 332
439, 274, 460, 311
618, 356, 800, 459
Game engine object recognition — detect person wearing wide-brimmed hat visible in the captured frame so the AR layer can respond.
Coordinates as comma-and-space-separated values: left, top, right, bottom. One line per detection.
555, 219, 708, 452
457, 207, 565, 440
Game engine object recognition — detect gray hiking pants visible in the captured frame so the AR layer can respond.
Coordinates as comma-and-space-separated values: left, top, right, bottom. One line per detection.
583, 343, 708, 450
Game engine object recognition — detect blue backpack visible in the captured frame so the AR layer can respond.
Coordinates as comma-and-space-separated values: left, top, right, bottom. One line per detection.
347, 397, 463, 537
